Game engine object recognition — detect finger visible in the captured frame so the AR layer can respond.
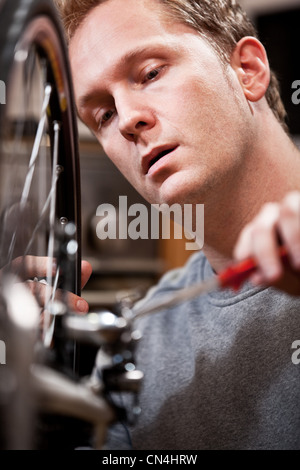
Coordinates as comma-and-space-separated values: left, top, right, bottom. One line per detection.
248, 270, 265, 287
26, 278, 50, 306
8, 256, 93, 290
81, 260, 93, 289
249, 203, 282, 283
234, 203, 283, 283
10, 255, 56, 279
233, 222, 254, 261
277, 191, 300, 270
27, 279, 89, 314
67, 292, 90, 314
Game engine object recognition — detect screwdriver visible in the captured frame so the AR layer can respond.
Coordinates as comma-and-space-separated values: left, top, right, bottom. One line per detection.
132, 245, 288, 320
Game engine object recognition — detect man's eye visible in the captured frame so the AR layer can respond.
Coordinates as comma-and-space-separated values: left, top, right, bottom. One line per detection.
142, 66, 163, 84
97, 109, 114, 130
102, 110, 114, 123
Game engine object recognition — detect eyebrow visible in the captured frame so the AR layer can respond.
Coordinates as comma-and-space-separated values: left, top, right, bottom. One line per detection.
78, 43, 173, 109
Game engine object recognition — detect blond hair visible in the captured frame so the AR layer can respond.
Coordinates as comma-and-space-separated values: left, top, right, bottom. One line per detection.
54, 0, 288, 131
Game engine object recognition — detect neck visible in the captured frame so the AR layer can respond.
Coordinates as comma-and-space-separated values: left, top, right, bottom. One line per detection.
202, 117, 300, 273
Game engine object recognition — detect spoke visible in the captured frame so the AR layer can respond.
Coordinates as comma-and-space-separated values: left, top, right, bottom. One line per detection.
22, 169, 60, 258
0, 52, 38, 263
4, 84, 52, 267
7, 48, 38, 172
20, 84, 52, 210
43, 121, 61, 347
1, 167, 61, 280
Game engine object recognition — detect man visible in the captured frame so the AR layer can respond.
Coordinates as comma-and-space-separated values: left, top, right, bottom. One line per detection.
55, 0, 300, 449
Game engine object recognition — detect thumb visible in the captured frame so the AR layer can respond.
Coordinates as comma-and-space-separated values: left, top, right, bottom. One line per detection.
81, 260, 93, 289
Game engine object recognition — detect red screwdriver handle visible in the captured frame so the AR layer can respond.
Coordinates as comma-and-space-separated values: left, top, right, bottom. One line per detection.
218, 245, 289, 291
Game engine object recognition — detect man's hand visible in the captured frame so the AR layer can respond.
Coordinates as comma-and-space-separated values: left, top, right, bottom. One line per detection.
233, 191, 300, 295
7, 256, 93, 314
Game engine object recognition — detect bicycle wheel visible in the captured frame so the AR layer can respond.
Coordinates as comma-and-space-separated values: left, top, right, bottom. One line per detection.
0, 0, 82, 448
0, 0, 81, 338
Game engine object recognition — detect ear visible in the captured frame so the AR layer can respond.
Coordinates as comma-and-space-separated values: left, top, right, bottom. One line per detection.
230, 36, 270, 102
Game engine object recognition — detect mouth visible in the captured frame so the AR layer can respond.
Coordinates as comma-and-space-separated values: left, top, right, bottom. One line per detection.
143, 145, 178, 175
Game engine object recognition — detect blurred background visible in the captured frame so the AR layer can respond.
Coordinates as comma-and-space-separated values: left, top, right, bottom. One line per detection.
78, 0, 300, 312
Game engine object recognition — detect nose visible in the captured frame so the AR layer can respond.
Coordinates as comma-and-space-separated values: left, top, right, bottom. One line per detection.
116, 91, 156, 142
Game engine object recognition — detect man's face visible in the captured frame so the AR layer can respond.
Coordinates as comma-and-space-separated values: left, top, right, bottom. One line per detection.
70, 0, 254, 206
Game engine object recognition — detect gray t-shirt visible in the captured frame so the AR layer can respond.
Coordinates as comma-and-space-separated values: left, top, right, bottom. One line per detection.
102, 250, 300, 450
